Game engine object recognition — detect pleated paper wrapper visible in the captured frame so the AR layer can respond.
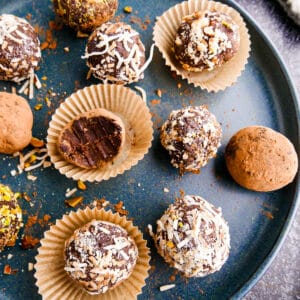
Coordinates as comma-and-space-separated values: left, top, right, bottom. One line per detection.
153, 0, 251, 92
47, 84, 153, 182
34, 207, 150, 300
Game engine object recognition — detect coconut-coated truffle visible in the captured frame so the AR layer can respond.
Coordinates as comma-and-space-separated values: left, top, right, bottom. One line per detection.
64, 220, 138, 294
0, 14, 41, 82
160, 106, 222, 174
83, 22, 146, 84
152, 195, 230, 277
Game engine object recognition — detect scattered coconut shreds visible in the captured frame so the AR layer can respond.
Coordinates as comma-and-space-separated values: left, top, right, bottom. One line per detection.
34, 74, 42, 89
147, 224, 154, 237
156, 89, 162, 97
28, 263, 34, 271
86, 69, 92, 80
159, 284, 176, 292
65, 188, 77, 198
28, 71, 35, 99
135, 86, 147, 103
18, 147, 50, 173
27, 174, 37, 181
164, 187, 170, 193
7, 254, 13, 260
18, 79, 29, 95
10, 169, 17, 177
11, 86, 17, 94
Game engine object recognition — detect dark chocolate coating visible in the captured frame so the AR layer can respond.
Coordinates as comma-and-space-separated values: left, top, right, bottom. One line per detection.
53, 0, 118, 32
0, 14, 41, 82
174, 11, 240, 72
58, 110, 123, 169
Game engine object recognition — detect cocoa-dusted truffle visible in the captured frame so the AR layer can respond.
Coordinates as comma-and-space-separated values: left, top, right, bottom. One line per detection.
57, 108, 125, 169
160, 106, 222, 174
83, 22, 146, 84
53, 0, 118, 33
0, 184, 23, 252
225, 126, 298, 192
64, 219, 138, 295
174, 10, 240, 72
0, 14, 41, 82
0, 92, 33, 154
151, 195, 230, 277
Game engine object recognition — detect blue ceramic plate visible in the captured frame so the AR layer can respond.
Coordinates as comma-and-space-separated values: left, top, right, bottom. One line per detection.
0, 0, 299, 299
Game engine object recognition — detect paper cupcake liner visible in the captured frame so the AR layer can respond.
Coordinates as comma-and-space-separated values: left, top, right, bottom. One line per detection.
34, 207, 150, 300
47, 84, 153, 182
153, 0, 251, 92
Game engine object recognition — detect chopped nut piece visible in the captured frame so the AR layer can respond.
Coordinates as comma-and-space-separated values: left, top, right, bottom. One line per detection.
64, 47, 70, 52
30, 137, 45, 148
34, 103, 43, 111
22, 192, 31, 202
3, 265, 11, 275
124, 6, 133, 13
65, 196, 83, 208
156, 89, 162, 97
28, 262, 34, 271
163, 187, 169, 193
177, 83, 182, 89
77, 180, 87, 190
27, 174, 37, 181
76, 31, 89, 38
21, 235, 40, 249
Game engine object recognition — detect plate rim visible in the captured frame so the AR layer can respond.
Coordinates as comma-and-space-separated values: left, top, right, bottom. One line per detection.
222, 0, 300, 298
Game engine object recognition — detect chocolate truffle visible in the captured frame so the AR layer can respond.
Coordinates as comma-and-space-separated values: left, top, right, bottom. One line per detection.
225, 126, 298, 192
53, 0, 118, 33
152, 195, 230, 277
0, 14, 41, 82
57, 108, 126, 169
83, 22, 146, 84
160, 106, 222, 174
0, 184, 23, 252
174, 10, 240, 72
64, 219, 138, 294
0, 92, 33, 154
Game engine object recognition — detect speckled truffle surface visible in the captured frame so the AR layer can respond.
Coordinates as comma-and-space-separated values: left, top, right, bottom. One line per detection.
83, 22, 146, 84
152, 195, 230, 277
225, 126, 298, 192
0, 14, 41, 82
0, 184, 23, 252
57, 108, 125, 169
64, 219, 138, 295
0, 92, 33, 154
174, 10, 240, 72
160, 106, 222, 174
53, 0, 118, 33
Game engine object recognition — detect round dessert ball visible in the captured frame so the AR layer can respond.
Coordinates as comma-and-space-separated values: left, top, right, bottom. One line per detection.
53, 0, 118, 33
83, 22, 146, 84
64, 220, 138, 294
152, 195, 230, 277
225, 126, 298, 192
57, 108, 126, 169
174, 10, 240, 72
0, 14, 41, 82
0, 184, 23, 252
160, 106, 222, 174
0, 92, 33, 154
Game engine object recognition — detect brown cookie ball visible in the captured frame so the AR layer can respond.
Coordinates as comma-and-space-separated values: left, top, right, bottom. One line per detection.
0, 184, 23, 252
64, 220, 138, 295
83, 22, 146, 84
0, 14, 41, 82
53, 0, 118, 33
57, 108, 125, 169
160, 106, 222, 174
174, 10, 240, 72
225, 126, 298, 192
152, 195, 230, 277
0, 92, 33, 154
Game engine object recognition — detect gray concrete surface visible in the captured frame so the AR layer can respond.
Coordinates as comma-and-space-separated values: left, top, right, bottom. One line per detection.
234, 1, 300, 299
